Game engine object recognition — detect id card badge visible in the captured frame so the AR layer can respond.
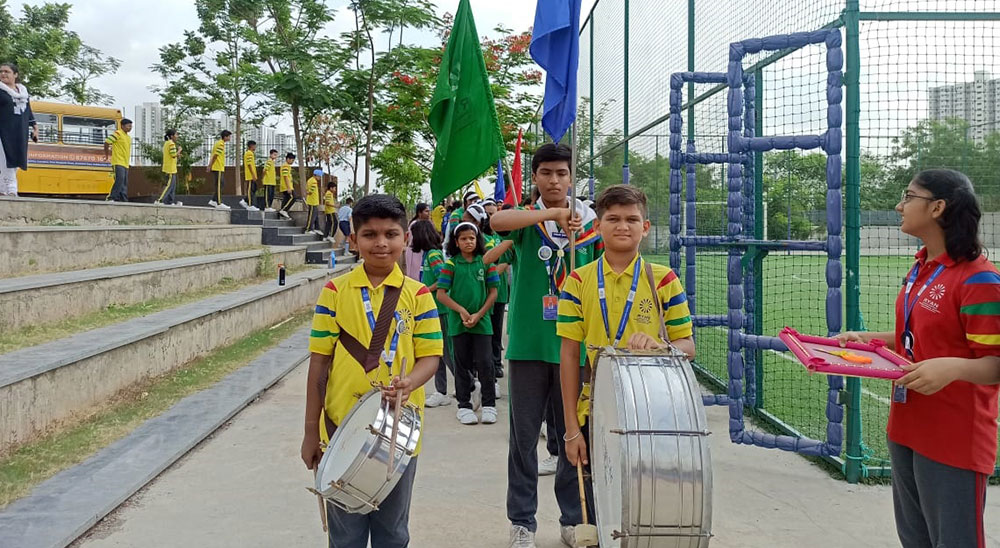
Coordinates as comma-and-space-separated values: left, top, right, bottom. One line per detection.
542, 294, 558, 321
892, 383, 908, 404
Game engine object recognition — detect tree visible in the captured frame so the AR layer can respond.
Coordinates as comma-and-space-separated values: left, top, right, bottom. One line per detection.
0, 1, 119, 104
152, 0, 269, 192
136, 113, 207, 195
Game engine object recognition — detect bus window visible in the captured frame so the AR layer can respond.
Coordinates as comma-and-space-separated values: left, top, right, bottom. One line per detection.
33, 113, 59, 143
62, 116, 116, 146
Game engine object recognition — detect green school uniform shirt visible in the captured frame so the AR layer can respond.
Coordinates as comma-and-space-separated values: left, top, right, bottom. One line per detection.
437, 255, 500, 335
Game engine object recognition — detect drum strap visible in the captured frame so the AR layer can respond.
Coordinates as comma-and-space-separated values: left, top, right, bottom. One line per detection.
338, 285, 403, 374
644, 262, 668, 343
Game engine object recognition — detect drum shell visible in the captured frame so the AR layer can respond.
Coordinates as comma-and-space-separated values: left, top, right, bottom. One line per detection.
315, 390, 421, 514
590, 349, 712, 548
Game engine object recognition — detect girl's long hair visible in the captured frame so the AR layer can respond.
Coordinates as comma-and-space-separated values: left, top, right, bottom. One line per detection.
913, 169, 983, 262
446, 223, 486, 258
410, 220, 442, 254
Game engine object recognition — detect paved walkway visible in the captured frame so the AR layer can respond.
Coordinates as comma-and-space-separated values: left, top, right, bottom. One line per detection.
75, 363, 1000, 548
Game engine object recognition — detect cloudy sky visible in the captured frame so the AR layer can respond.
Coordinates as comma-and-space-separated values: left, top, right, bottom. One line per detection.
7, 0, 597, 124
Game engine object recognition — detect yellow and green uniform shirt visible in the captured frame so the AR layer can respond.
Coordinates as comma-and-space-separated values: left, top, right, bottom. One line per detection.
308, 264, 443, 455
161, 140, 178, 175
305, 176, 320, 206
324, 190, 336, 214
485, 233, 513, 304
437, 255, 500, 336
421, 248, 448, 315
105, 129, 131, 168
210, 139, 226, 172
280, 163, 294, 192
243, 150, 257, 181
557, 254, 693, 365
263, 159, 276, 186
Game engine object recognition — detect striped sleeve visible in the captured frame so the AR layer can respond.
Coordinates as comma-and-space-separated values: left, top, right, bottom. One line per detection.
556, 270, 586, 342
309, 280, 340, 355
213, 141, 225, 156
485, 264, 501, 289
437, 259, 455, 290
412, 285, 444, 357
166, 142, 176, 158
427, 250, 445, 279
104, 130, 119, 145
960, 270, 1000, 354
657, 268, 693, 340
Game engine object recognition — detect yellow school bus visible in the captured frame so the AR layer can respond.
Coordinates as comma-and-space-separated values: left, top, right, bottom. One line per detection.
18, 102, 122, 196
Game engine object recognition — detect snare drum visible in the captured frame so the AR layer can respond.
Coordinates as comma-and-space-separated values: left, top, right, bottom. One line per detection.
590, 348, 712, 547
314, 389, 421, 514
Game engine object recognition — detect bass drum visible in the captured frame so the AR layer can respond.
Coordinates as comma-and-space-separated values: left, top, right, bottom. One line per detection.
589, 347, 712, 547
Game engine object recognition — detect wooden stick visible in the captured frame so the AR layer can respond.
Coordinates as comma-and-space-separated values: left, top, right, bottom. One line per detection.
576, 461, 589, 525
313, 468, 328, 532
387, 356, 407, 480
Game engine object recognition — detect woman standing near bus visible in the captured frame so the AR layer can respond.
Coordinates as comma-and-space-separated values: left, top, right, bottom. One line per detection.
837, 169, 1000, 547
0, 62, 37, 196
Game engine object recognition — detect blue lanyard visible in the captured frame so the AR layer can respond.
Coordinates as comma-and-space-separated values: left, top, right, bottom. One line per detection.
900, 262, 945, 359
597, 257, 643, 347
360, 287, 403, 372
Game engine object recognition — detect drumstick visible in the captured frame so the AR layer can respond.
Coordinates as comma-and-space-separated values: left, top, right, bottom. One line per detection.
575, 462, 598, 546
313, 468, 328, 532
387, 356, 406, 480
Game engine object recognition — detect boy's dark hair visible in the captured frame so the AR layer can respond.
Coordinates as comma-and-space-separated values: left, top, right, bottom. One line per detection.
326, 181, 336, 190
352, 194, 405, 231
345, 197, 354, 204
595, 184, 648, 219
446, 223, 486, 258
121, 118, 133, 126
220, 130, 232, 138
164, 128, 177, 141
285, 152, 296, 160
269, 149, 278, 154
913, 169, 983, 262
410, 220, 443, 253
247, 140, 256, 147
531, 143, 572, 174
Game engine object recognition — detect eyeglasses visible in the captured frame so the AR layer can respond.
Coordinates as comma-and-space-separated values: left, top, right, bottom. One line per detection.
900, 191, 937, 204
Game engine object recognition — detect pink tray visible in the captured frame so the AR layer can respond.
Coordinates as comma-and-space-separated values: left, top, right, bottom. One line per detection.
778, 327, 911, 380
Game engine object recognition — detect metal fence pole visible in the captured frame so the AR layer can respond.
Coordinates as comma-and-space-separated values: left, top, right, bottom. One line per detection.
844, 0, 864, 484
589, 17, 596, 200
754, 68, 765, 409
622, 0, 630, 184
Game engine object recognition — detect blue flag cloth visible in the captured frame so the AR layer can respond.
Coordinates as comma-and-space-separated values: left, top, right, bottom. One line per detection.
494, 160, 506, 202
530, 0, 582, 143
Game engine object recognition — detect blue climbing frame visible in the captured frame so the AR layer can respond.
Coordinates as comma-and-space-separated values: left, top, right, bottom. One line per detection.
669, 28, 845, 458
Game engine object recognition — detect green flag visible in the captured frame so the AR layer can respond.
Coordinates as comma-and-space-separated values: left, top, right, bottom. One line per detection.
428, 0, 505, 205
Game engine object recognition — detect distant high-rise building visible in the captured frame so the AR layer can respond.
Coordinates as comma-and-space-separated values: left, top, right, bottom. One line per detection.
134, 102, 169, 143
928, 70, 1000, 144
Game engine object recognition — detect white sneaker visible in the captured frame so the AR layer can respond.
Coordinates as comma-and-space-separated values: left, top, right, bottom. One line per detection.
216, 203, 231, 210
153, 200, 163, 205
560, 525, 577, 547
481, 406, 497, 424
239, 199, 250, 209
265, 207, 276, 213
471, 380, 482, 411
279, 211, 291, 219
173, 201, 183, 206
509, 525, 536, 548
249, 205, 260, 212
312, 229, 324, 236
208, 200, 218, 207
457, 407, 478, 425
538, 454, 558, 476
424, 392, 451, 408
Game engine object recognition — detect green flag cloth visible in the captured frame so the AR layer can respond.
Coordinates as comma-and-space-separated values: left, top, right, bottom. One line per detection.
428, 0, 505, 205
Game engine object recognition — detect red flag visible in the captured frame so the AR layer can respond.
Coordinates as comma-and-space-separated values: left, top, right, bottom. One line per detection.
505, 130, 524, 206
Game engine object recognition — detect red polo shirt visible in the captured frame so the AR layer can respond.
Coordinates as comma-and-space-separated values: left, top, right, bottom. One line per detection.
888, 247, 1000, 475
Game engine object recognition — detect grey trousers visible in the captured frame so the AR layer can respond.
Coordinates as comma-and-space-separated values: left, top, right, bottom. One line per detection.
158, 173, 177, 204
326, 458, 418, 548
507, 360, 581, 531
890, 440, 988, 548
109, 165, 128, 201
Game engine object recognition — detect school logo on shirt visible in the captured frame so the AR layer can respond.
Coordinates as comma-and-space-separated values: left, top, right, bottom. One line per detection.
477, 268, 484, 281
929, 283, 946, 300
636, 298, 654, 325
399, 309, 413, 334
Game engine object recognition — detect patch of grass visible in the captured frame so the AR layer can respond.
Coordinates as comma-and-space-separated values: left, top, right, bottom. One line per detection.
0, 264, 317, 354
0, 309, 313, 508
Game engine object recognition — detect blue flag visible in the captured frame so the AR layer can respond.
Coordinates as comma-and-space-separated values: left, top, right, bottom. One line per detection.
530, 0, 582, 143
494, 160, 506, 202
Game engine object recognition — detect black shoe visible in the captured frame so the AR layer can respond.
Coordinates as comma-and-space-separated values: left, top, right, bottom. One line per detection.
494, 366, 504, 378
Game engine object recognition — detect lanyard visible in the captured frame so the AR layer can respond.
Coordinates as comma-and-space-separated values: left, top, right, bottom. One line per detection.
900, 262, 945, 359
598, 257, 643, 347
360, 287, 403, 372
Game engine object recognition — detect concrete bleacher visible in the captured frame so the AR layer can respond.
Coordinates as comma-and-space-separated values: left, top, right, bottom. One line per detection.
0, 196, 349, 457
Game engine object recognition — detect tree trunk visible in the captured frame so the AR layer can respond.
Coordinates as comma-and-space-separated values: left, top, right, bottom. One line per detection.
363, 13, 376, 195
292, 102, 307, 197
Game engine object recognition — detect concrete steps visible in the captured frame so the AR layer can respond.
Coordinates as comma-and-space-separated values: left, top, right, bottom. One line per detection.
0, 224, 262, 277
234, 208, 344, 266
0, 265, 350, 454
0, 196, 230, 227
0, 246, 307, 332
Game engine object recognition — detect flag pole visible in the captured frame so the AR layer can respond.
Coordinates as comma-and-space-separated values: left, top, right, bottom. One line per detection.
569, 122, 578, 273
